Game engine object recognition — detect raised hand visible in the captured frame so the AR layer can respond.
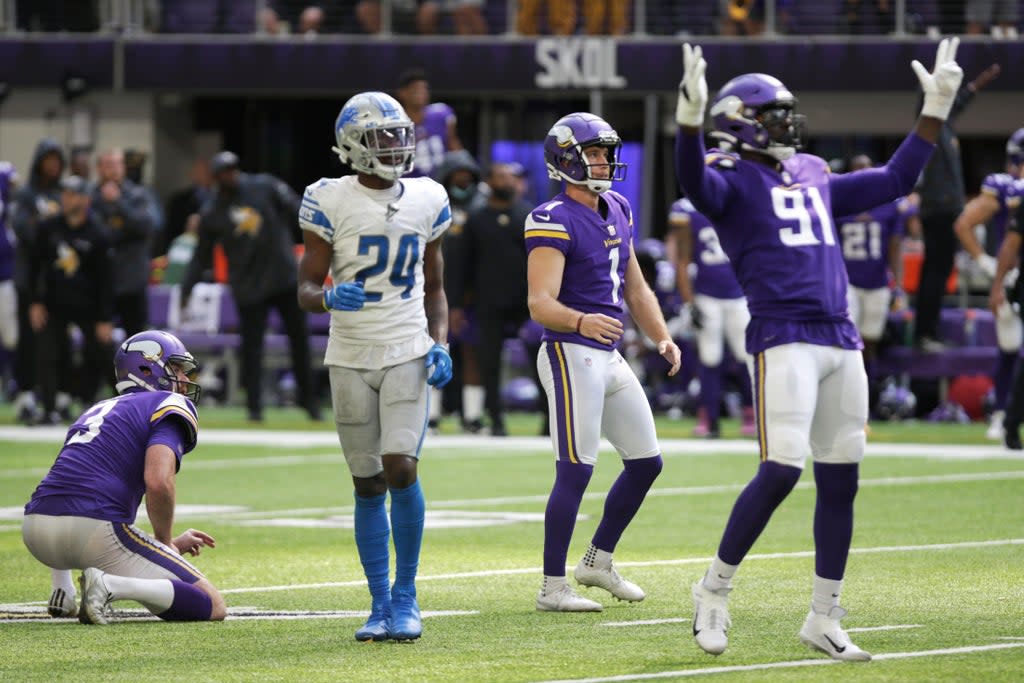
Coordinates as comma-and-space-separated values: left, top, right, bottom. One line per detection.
324, 281, 366, 311
911, 37, 964, 121
676, 43, 708, 128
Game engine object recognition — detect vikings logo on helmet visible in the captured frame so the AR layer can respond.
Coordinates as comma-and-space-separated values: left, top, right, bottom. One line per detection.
710, 73, 805, 162
543, 112, 627, 194
115, 330, 201, 403
1006, 128, 1024, 169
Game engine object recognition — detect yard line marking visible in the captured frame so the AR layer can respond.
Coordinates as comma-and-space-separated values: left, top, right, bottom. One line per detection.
601, 618, 689, 627
2, 425, 1020, 460
846, 624, 923, 632
529, 642, 1024, 683
0, 604, 477, 623
218, 538, 1024, 594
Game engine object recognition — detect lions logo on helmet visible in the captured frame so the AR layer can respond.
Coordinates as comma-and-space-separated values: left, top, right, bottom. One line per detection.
543, 112, 627, 194
331, 91, 416, 182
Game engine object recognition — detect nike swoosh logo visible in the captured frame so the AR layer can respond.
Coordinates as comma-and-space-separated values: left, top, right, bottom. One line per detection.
533, 212, 550, 221
823, 634, 846, 653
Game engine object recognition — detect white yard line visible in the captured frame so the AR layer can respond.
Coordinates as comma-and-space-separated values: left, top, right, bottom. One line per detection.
601, 618, 690, 627
217, 538, 1024, 595
530, 642, 1024, 683
846, 624, 923, 632
0, 606, 477, 624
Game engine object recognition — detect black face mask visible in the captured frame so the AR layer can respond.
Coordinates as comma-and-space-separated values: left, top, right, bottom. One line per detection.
491, 186, 516, 201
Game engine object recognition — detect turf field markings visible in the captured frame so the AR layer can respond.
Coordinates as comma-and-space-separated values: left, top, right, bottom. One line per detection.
216, 538, 1024, 595
845, 624, 922, 632
530, 642, 1024, 682
600, 618, 689, 627
0, 604, 478, 623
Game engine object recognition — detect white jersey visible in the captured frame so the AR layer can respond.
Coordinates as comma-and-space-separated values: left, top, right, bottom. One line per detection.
299, 175, 452, 369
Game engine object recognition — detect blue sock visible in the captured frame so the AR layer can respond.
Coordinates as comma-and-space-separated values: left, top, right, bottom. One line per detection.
389, 480, 425, 597
813, 462, 859, 580
591, 456, 663, 552
717, 461, 801, 565
157, 581, 212, 621
354, 492, 391, 604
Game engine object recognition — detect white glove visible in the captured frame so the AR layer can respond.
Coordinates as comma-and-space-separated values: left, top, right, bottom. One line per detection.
676, 43, 708, 127
911, 37, 964, 121
976, 253, 998, 279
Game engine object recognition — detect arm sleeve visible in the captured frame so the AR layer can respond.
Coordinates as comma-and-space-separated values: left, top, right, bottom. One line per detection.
106, 187, 156, 243
298, 183, 335, 242
673, 132, 734, 218
181, 213, 216, 303
429, 195, 452, 242
830, 133, 935, 218
271, 176, 302, 243
147, 419, 188, 471
947, 84, 975, 123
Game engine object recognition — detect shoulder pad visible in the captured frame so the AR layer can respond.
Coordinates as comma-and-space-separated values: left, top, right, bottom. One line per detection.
706, 153, 737, 170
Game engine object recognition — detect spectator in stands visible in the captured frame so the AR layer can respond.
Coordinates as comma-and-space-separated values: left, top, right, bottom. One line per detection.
433, 149, 488, 433
92, 149, 158, 337
182, 151, 321, 423
124, 149, 166, 256
913, 63, 1000, 352
719, 0, 764, 35
10, 138, 65, 425
357, 0, 483, 35
839, 0, 893, 34
162, 158, 213, 255
68, 147, 91, 181
259, 2, 327, 35
395, 68, 463, 180
449, 163, 532, 437
953, 128, 1024, 441
162, 214, 200, 286
160, 0, 256, 33
28, 176, 113, 424
15, 0, 98, 31
517, 0, 577, 34
0, 162, 18, 398
583, 0, 631, 35
965, 0, 1019, 38
837, 153, 917, 373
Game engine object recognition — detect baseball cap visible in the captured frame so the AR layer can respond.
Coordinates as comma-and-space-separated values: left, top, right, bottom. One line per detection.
210, 150, 240, 174
60, 175, 94, 195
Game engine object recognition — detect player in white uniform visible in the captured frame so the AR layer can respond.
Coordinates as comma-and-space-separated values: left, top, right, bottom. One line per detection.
296, 91, 453, 643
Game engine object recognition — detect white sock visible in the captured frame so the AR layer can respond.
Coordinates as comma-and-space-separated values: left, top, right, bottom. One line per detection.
581, 544, 613, 569
811, 575, 843, 614
702, 556, 738, 591
51, 568, 75, 595
463, 385, 484, 422
428, 387, 442, 420
542, 575, 568, 594
102, 574, 175, 613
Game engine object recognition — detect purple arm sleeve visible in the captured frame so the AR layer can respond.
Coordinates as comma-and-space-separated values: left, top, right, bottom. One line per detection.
148, 419, 188, 470
674, 132, 733, 217
830, 133, 934, 217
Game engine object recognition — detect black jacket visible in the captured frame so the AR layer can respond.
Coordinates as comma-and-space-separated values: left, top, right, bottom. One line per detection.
449, 199, 532, 311
29, 211, 114, 321
92, 179, 159, 295
917, 85, 974, 216
182, 173, 301, 306
10, 139, 65, 291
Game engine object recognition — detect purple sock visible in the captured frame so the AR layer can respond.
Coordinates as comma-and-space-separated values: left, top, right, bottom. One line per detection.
699, 363, 723, 425
995, 351, 1018, 410
717, 461, 801, 565
813, 462, 859, 580
592, 455, 663, 552
736, 361, 753, 406
157, 581, 213, 621
543, 460, 594, 576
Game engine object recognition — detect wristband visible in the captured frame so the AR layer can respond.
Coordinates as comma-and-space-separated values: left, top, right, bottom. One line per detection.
575, 313, 585, 334
322, 291, 329, 312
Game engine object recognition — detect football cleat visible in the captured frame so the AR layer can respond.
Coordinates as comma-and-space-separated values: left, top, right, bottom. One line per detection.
986, 410, 1005, 441
692, 581, 731, 655
389, 592, 422, 642
536, 583, 603, 612
574, 557, 645, 602
355, 601, 391, 642
798, 605, 872, 661
78, 568, 112, 625
47, 587, 78, 618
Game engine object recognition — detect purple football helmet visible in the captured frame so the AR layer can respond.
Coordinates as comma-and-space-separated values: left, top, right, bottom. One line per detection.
544, 112, 626, 193
1006, 127, 1024, 170
709, 73, 806, 161
114, 330, 201, 403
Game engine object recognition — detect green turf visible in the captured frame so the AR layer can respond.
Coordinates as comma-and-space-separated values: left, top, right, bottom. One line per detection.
1, 419, 1021, 682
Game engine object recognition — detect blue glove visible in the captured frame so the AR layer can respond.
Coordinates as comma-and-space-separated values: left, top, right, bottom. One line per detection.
324, 282, 366, 311
424, 343, 452, 388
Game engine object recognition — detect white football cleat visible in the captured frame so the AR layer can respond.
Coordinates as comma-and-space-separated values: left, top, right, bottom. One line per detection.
987, 410, 1005, 441
536, 584, 603, 612
574, 557, 645, 602
799, 605, 872, 661
692, 581, 731, 655
78, 568, 113, 625
47, 587, 78, 618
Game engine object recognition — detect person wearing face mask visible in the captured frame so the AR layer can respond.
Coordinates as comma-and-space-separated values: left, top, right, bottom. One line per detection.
433, 149, 488, 432
447, 163, 533, 436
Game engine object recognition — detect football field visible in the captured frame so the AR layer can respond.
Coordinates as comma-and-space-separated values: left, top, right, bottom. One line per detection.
1, 415, 1022, 682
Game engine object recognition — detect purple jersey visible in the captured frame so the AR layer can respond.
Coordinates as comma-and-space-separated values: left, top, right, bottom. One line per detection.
675, 131, 934, 354
837, 196, 915, 289
979, 173, 1023, 245
670, 197, 744, 299
24, 391, 199, 524
0, 161, 17, 281
408, 103, 455, 179
524, 190, 634, 351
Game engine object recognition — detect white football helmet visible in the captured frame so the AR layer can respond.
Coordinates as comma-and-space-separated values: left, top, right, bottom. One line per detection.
332, 91, 416, 181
